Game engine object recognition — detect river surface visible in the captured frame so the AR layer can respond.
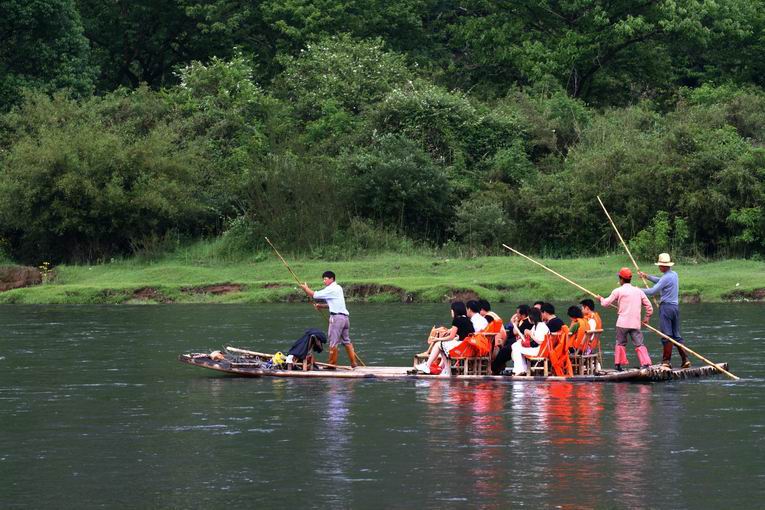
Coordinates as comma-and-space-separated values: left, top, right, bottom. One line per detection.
1, 303, 763, 509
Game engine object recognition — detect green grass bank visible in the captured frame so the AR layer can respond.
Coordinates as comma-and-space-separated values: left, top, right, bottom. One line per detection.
1, 252, 763, 305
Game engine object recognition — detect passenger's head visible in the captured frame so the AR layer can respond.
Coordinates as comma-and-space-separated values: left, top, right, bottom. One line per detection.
516, 304, 531, 318
466, 300, 481, 316
533, 301, 545, 309
479, 299, 491, 315
450, 301, 467, 317
540, 302, 555, 320
580, 299, 595, 314
322, 270, 336, 283
528, 308, 542, 324
567, 305, 584, 319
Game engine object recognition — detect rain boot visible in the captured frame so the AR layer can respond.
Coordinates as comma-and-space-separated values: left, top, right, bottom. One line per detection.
614, 344, 628, 371
326, 347, 338, 370
661, 342, 673, 368
636, 345, 652, 369
678, 343, 691, 368
343, 344, 358, 368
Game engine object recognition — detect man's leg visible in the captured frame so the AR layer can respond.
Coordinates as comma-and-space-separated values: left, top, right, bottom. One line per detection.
338, 316, 357, 368
668, 304, 690, 367
326, 315, 342, 368
630, 329, 652, 368
491, 344, 512, 375
659, 305, 674, 367
614, 327, 629, 370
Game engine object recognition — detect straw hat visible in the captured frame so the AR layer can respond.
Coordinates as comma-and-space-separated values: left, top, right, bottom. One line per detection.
654, 253, 675, 266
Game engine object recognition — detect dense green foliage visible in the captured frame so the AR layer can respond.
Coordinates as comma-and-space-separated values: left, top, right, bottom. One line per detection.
1, 0, 764, 264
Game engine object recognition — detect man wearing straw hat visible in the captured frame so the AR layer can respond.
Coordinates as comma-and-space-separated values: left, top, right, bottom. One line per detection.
638, 253, 691, 369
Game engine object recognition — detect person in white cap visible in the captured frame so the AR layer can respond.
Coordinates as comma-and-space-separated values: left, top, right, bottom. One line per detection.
638, 253, 690, 369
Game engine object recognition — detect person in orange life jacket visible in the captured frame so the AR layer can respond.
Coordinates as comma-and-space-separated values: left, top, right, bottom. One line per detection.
540, 303, 565, 332
479, 299, 508, 349
638, 252, 690, 369
579, 299, 603, 331
466, 300, 489, 332
510, 307, 549, 375
300, 271, 358, 368
415, 301, 474, 374
566, 305, 590, 353
597, 267, 653, 371
492, 304, 532, 374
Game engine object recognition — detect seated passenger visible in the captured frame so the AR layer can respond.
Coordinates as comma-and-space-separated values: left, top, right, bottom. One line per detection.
540, 302, 565, 332
510, 308, 549, 375
533, 301, 545, 310
567, 305, 589, 353
580, 299, 602, 331
467, 300, 489, 332
479, 299, 508, 348
493, 304, 532, 375
415, 301, 474, 374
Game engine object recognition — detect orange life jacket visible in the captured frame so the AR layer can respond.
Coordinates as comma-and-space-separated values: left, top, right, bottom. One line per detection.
585, 311, 603, 330
449, 318, 502, 358
569, 317, 588, 352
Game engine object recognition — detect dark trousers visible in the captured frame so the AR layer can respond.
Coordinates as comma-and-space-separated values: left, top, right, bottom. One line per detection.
492, 344, 512, 375
659, 303, 684, 344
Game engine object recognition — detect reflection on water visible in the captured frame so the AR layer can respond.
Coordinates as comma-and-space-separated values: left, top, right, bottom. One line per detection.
0, 303, 763, 509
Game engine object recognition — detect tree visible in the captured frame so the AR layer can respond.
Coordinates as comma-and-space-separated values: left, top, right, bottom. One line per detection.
0, 0, 93, 109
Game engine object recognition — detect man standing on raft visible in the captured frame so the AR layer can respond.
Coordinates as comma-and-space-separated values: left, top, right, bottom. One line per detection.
598, 267, 653, 371
639, 253, 690, 369
300, 271, 358, 368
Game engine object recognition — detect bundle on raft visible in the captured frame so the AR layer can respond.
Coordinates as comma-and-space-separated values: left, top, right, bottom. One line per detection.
178, 348, 729, 382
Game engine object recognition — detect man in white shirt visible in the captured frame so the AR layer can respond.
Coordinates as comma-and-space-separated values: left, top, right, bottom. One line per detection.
300, 271, 358, 368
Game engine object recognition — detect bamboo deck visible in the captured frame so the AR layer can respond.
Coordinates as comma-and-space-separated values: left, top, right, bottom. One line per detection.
178, 354, 730, 382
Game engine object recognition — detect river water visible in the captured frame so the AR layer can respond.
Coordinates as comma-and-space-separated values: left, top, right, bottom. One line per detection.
1, 303, 763, 509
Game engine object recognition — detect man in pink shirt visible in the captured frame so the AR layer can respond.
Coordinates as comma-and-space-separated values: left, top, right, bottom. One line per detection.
598, 267, 653, 371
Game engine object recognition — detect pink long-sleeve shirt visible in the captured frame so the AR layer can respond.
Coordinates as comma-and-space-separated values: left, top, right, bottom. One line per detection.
600, 283, 653, 329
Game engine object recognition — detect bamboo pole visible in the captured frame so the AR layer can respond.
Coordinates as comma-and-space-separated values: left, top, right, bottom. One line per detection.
596, 196, 658, 306
264, 236, 366, 367
501, 244, 740, 380
594, 196, 738, 379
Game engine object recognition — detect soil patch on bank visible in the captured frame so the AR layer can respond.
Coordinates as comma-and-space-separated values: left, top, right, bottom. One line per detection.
722, 287, 765, 301
182, 283, 244, 295
345, 284, 414, 302
132, 287, 173, 303
0, 266, 42, 291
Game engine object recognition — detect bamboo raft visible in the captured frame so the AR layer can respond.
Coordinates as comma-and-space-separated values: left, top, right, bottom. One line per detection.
178, 352, 730, 383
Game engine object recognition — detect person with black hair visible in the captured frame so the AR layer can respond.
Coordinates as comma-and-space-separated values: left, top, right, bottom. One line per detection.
466, 300, 488, 332
579, 299, 603, 331
479, 299, 500, 323
533, 301, 545, 310
540, 303, 565, 333
492, 304, 532, 374
567, 305, 589, 353
300, 271, 358, 368
415, 302, 474, 374
510, 308, 549, 375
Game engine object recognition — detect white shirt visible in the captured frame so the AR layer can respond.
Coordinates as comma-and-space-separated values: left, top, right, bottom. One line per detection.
470, 313, 489, 333
528, 322, 550, 344
313, 281, 349, 315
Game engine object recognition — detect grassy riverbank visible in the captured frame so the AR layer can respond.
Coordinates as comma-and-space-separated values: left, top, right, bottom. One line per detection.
1, 249, 763, 305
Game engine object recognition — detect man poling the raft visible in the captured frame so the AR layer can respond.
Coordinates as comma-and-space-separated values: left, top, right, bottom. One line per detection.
598, 267, 653, 371
501, 243, 739, 380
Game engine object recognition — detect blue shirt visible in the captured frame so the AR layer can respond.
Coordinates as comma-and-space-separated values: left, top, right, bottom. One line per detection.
641, 270, 679, 305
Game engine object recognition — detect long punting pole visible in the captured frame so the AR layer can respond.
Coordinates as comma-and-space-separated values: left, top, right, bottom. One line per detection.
501, 243, 740, 380
264, 237, 366, 367
594, 196, 738, 379
596, 196, 658, 306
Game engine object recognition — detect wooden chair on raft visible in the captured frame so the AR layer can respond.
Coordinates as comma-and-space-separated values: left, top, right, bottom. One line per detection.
414, 321, 503, 376
569, 329, 603, 375
525, 326, 574, 377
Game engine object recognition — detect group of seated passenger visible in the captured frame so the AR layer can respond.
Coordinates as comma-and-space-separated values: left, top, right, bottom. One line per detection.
415, 298, 601, 376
